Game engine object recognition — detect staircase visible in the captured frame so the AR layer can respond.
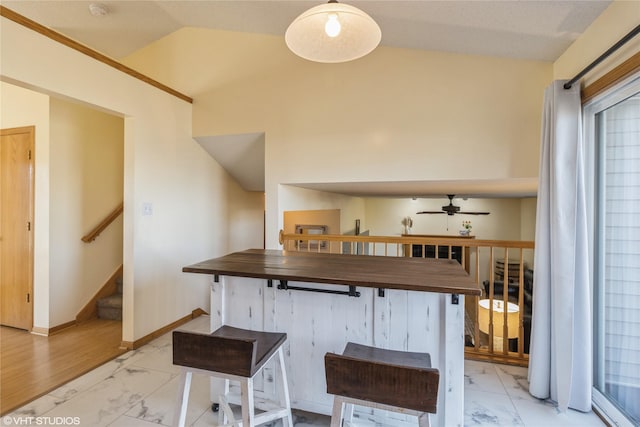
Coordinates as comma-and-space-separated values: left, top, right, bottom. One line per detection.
97, 276, 123, 320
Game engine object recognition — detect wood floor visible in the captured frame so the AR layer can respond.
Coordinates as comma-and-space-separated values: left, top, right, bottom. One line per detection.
0, 318, 126, 415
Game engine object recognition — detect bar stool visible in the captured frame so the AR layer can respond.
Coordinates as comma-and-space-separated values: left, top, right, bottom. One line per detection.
172, 325, 293, 427
325, 342, 439, 427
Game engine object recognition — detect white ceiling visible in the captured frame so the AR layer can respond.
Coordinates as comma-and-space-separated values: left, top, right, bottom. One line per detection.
2, 0, 612, 198
195, 133, 265, 192
290, 178, 538, 198
3, 0, 611, 61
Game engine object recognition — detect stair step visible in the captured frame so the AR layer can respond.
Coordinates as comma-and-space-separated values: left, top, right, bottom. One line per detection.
97, 293, 122, 321
116, 277, 123, 294
98, 306, 122, 321
98, 293, 122, 309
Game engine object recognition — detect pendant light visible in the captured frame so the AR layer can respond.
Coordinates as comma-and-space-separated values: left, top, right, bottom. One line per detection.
285, 0, 381, 63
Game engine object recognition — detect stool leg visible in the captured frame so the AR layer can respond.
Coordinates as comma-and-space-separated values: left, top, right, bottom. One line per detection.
277, 347, 294, 427
173, 369, 192, 427
344, 403, 354, 425
218, 394, 238, 427
218, 379, 231, 426
330, 396, 344, 427
417, 412, 431, 427
240, 377, 255, 427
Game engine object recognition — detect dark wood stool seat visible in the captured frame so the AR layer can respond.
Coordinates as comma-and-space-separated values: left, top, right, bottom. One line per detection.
173, 325, 287, 377
325, 342, 440, 427
172, 325, 292, 427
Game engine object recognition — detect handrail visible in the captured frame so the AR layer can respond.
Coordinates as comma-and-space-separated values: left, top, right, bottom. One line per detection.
279, 230, 535, 250
279, 230, 535, 366
81, 202, 123, 243
0, 6, 193, 104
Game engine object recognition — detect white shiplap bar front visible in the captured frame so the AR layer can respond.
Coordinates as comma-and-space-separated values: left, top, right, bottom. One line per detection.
185, 250, 480, 427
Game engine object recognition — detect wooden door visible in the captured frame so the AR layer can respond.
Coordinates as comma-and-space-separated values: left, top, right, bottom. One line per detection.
1, 126, 35, 330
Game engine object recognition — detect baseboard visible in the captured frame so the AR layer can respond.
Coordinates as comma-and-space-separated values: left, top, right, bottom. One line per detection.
77, 265, 124, 323
30, 326, 49, 336
120, 308, 208, 350
30, 320, 77, 336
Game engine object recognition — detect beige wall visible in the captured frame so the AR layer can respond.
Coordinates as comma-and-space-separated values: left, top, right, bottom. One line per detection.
226, 186, 265, 252
122, 3, 636, 252
554, 1, 640, 83
0, 18, 247, 341
363, 197, 533, 241
277, 186, 367, 237
0, 82, 51, 329
3, 1, 629, 336
123, 28, 553, 248
49, 98, 123, 326
520, 198, 537, 241
277, 192, 536, 239
283, 209, 341, 236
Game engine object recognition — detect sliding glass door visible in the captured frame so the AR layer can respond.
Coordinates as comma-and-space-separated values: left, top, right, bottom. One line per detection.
585, 73, 640, 426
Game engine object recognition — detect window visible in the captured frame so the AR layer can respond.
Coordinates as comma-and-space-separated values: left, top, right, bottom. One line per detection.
585, 72, 640, 426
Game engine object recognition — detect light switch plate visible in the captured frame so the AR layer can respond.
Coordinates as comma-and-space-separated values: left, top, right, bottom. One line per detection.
142, 202, 153, 216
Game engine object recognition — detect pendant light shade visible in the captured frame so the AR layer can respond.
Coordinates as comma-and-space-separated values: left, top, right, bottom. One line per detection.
285, 1, 381, 63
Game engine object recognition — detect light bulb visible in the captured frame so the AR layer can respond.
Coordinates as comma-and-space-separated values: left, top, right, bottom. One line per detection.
325, 13, 341, 37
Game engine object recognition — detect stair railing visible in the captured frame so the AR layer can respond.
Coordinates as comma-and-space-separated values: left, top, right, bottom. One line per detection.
279, 230, 535, 366
81, 202, 124, 243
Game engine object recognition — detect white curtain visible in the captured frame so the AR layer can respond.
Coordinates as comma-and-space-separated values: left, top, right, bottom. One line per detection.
528, 80, 592, 412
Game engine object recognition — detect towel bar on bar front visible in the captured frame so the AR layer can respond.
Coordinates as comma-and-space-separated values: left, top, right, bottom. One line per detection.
268, 279, 361, 297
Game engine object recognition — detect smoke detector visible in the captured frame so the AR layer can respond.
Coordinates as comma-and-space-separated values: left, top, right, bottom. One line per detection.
89, 3, 109, 17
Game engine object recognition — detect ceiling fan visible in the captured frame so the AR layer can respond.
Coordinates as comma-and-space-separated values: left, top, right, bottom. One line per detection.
416, 195, 490, 216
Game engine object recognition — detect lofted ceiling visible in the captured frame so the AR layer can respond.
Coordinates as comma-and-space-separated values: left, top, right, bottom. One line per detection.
195, 133, 265, 192
3, 0, 611, 61
2, 1, 612, 198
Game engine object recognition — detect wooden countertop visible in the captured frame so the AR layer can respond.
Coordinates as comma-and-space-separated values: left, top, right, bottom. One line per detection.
183, 249, 480, 296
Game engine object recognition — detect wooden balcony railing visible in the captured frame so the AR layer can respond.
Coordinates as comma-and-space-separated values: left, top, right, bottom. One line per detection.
279, 230, 535, 366
81, 202, 123, 243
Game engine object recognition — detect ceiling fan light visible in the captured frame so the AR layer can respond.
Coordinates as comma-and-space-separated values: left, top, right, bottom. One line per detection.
285, 1, 381, 63
416, 195, 490, 216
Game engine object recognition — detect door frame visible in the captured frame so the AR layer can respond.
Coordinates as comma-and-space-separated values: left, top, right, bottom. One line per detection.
1, 125, 35, 331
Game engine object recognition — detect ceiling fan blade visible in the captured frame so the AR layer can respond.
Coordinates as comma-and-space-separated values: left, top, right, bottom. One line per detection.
458, 211, 490, 215
416, 211, 446, 214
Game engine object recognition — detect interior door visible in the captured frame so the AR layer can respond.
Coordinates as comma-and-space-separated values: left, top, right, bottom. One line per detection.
1, 126, 35, 330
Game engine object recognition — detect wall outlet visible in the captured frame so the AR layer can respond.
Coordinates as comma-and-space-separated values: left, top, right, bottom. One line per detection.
142, 202, 153, 216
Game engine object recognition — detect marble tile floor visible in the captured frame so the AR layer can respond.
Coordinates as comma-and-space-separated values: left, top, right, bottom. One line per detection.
4, 316, 605, 427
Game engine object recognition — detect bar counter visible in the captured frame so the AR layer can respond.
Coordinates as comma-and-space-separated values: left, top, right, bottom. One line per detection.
183, 249, 481, 296
183, 249, 480, 427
